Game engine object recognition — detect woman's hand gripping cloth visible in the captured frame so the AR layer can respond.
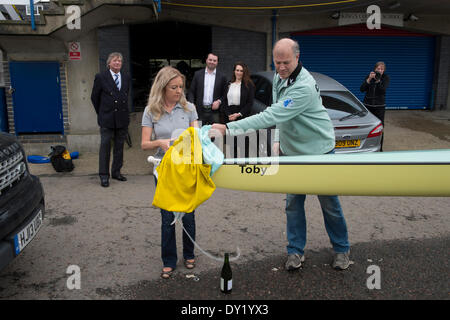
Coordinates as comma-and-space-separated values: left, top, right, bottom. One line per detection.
152, 127, 222, 213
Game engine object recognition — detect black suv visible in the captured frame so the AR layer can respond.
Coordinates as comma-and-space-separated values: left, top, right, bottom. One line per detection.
0, 132, 45, 272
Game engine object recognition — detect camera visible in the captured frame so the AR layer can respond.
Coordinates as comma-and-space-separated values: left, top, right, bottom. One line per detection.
375, 71, 381, 80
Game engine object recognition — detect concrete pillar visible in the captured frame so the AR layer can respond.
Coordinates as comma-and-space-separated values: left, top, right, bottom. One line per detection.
432, 35, 450, 111
65, 30, 101, 152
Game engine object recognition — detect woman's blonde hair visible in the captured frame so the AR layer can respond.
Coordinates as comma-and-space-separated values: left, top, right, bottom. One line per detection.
147, 66, 190, 121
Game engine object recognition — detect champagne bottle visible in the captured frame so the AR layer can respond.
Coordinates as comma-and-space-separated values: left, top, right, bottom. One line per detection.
220, 253, 232, 294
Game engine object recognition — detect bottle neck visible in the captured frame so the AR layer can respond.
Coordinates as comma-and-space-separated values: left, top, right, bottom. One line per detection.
224, 253, 229, 263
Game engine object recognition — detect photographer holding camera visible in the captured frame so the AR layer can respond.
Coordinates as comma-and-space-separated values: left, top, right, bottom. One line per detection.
360, 61, 390, 151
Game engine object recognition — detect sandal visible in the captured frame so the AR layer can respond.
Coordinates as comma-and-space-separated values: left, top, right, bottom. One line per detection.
161, 267, 173, 279
184, 259, 195, 269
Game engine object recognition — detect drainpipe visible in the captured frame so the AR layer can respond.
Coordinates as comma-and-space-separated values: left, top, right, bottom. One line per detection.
271, 9, 277, 70
30, 0, 36, 30
429, 88, 435, 111
154, 0, 161, 12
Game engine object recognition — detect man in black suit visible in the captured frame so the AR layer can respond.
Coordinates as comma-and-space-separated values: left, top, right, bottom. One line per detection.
187, 53, 228, 124
91, 52, 130, 187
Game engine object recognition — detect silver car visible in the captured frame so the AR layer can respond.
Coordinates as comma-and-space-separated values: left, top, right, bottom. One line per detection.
250, 71, 383, 153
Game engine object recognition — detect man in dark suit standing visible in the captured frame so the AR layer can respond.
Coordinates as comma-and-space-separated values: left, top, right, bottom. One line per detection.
188, 53, 228, 124
91, 52, 130, 187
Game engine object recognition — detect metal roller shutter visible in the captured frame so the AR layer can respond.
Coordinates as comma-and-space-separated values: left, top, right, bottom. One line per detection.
292, 25, 435, 110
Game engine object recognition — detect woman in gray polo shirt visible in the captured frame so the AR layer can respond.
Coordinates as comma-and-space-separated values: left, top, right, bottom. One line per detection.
141, 66, 198, 279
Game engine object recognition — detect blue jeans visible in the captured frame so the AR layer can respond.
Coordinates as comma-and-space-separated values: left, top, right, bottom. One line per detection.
160, 209, 196, 269
154, 177, 195, 269
285, 194, 350, 256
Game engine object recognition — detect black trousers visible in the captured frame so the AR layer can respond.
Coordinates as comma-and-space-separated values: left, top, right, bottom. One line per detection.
99, 127, 128, 178
198, 108, 220, 125
365, 105, 385, 152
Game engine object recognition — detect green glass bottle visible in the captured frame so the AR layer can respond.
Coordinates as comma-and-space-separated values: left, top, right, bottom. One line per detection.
220, 253, 232, 294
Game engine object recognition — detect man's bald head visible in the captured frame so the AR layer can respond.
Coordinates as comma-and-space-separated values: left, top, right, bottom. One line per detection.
273, 38, 300, 56
273, 38, 300, 79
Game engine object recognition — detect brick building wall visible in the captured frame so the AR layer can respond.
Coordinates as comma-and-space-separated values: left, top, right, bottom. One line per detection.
212, 26, 267, 79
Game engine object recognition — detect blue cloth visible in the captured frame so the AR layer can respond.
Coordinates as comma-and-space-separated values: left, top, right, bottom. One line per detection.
197, 125, 224, 176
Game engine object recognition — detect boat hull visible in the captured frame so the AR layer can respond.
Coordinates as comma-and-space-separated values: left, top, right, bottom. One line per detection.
212, 149, 450, 197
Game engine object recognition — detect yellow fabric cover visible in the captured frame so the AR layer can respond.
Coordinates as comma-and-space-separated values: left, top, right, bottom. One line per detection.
152, 127, 216, 212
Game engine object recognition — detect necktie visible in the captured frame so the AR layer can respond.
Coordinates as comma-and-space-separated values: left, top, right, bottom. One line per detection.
114, 73, 120, 90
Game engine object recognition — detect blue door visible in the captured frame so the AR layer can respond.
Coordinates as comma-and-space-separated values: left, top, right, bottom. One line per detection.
9, 61, 64, 133
0, 88, 8, 132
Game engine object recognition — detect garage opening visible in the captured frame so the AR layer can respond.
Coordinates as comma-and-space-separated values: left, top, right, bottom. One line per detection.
292, 25, 436, 110
130, 22, 211, 111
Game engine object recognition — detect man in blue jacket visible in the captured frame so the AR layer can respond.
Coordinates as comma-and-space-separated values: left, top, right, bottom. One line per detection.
212, 38, 351, 271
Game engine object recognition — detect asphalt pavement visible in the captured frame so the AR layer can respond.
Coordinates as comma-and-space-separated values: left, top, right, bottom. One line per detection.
119, 236, 449, 300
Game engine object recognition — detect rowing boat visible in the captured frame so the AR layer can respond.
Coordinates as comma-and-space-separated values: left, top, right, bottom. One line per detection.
211, 149, 450, 197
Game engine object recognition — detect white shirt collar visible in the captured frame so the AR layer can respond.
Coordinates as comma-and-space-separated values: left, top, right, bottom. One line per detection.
110, 69, 121, 77
205, 68, 216, 76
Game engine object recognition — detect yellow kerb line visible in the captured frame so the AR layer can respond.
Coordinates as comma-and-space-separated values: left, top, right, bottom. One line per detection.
161, 0, 357, 10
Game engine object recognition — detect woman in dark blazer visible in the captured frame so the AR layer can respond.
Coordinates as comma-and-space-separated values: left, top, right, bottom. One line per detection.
222, 62, 255, 157
222, 62, 255, 123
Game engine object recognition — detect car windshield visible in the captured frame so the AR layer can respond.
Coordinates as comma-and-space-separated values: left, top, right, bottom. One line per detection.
251, 74, 368, 121
321, 91, 366, 120
252, 76, 272, 106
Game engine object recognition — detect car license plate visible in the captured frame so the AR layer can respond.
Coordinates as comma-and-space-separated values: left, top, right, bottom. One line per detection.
13, 209, 43, 256
335, 139, 361, 148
